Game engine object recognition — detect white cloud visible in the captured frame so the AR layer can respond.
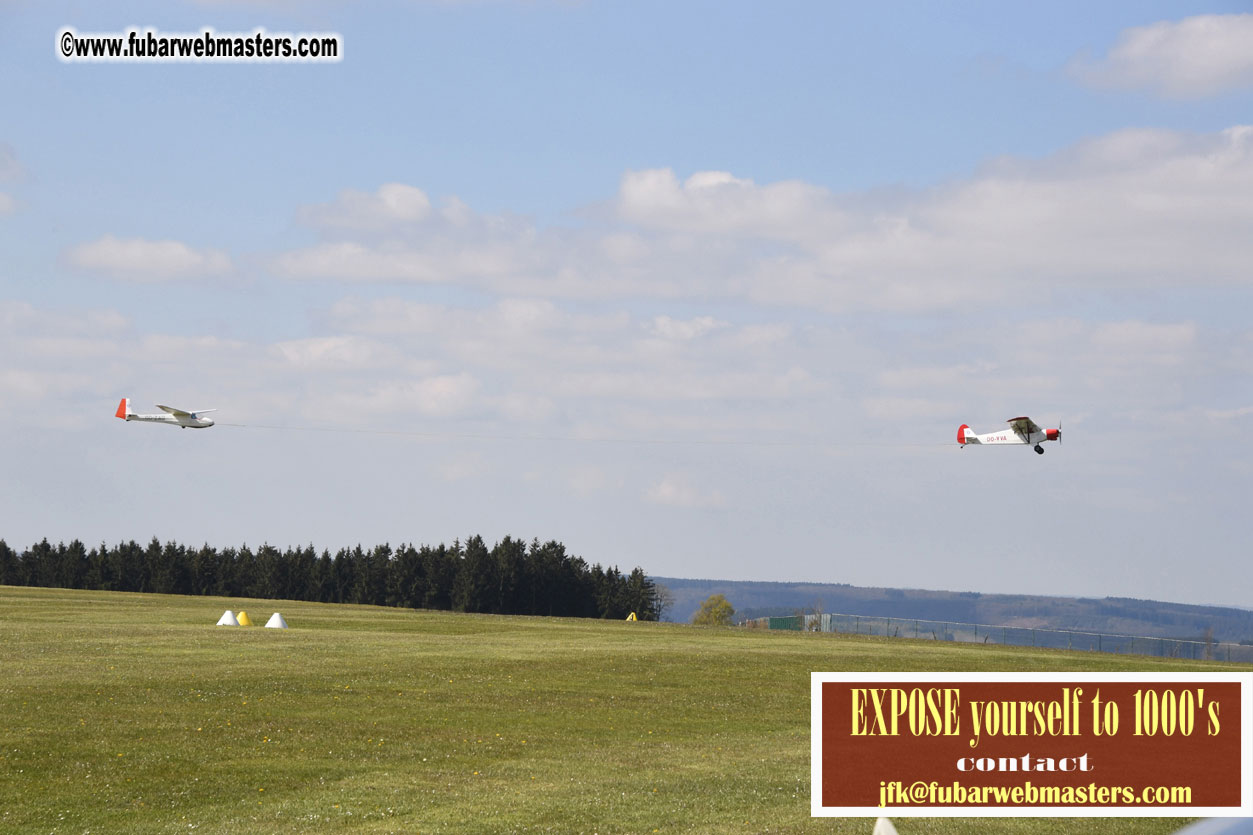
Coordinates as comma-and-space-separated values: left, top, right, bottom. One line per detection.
492, 391, 557, 423
273, 240, 522, 283
0, 143, 20, 181
552, 367, 818, 402
1203, 406, 1253, 421
755, 126, 1253, 311
140, 335, 243, 353
272, 125, 1253, 312
25, 336, 124, 361
0, 304, 133, 422
67, 235, 232, 281
437, 451, 487, 482
356, 373, 481, 418
491, 298, 564, 333
1090, 321, 1195, 361
865, 316, 1210, 429
863, 396, 962, 422
1072, 14, 1253, 98
616, 168, 840, 242
0, 300, 129, 335
326, 296, 821, 407
0, 141, 20, 215
307, 295, 839, 451
566, 465, 620, 496
644, 473, 725, 509
330, 297, 566, 340
269, 335, 407, 371
299, 183, 432, 231
649, 315, 726, 340
0, 368, 102, 402
1, 291, 832, 448
326, 296, 450, 334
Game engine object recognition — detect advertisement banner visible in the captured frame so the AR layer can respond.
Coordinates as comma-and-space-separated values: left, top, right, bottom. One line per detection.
811, 672, 1253, 816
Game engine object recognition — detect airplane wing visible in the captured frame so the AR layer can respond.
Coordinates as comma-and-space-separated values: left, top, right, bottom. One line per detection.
1007, 416, 1042, 439
156, 405, 217, 417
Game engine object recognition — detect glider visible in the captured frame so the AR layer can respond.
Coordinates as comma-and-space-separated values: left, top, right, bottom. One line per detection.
958, 416, 1060, 455
115, 398, 216, 429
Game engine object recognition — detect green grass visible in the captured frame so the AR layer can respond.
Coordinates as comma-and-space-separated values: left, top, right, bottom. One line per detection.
1, 586, 1246, 834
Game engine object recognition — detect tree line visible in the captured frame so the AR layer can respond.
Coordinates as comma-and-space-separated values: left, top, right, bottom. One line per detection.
0, 536, 662, 621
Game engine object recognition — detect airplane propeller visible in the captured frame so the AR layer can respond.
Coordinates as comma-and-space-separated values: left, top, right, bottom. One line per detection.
1043, 420, 1063, 446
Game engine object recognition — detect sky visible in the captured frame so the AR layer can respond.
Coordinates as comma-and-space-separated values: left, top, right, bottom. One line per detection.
2, 1, 1252, 609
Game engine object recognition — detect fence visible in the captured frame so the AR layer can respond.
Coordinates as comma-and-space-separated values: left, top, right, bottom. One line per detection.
744, 612, 1253, 664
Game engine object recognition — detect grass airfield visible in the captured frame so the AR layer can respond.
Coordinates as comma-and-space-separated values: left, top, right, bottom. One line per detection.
1, 586, 1246, 834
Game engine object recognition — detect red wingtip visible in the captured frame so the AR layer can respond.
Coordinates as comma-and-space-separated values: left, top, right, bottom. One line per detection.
115, 398, 128, 419
958, 424, 969, 444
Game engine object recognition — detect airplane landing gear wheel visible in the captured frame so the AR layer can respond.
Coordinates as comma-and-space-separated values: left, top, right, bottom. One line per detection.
1034, 445, 1044, 455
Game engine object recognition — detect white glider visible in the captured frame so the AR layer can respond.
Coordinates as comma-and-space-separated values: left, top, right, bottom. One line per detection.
958, 416, 1060, 455
115, 398, 216, 429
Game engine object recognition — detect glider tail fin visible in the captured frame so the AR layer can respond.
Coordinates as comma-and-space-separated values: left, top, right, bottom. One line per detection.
115, 398, 131, 420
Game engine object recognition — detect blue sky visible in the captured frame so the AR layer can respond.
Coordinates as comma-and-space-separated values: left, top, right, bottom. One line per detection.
3, 2, 1252, 609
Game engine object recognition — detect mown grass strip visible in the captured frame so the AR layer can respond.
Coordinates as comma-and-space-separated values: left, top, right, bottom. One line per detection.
2, 586, 1244, 834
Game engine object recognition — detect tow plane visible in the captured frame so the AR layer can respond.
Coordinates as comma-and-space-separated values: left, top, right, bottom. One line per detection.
958, 416, 1060, 455
115, 398, 216, 429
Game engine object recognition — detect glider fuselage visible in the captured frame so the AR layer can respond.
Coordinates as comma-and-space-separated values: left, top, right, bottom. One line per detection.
123, 413, 215, 429
115, 398, 215, 429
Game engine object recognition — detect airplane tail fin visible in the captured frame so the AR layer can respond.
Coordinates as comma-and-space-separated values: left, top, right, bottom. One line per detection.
958, 424, 979, 444
115, 398, 131, 420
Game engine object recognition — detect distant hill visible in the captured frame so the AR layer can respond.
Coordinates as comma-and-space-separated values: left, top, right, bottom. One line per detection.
651, 577, 1253, 644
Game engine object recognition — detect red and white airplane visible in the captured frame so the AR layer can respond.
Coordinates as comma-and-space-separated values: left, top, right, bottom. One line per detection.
958, 416, 1060, 455
115, 398, 216, 429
